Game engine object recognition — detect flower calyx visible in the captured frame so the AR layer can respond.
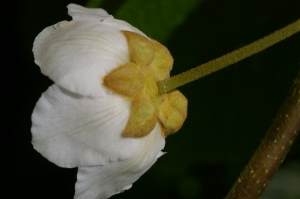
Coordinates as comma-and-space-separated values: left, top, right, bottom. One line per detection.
104, 31, 187, 138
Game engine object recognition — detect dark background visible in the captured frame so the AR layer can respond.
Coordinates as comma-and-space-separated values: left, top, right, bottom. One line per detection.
7, 0, 300, 198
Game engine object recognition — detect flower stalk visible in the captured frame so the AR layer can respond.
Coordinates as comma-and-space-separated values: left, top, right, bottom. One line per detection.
225, 70, 300, 199
157, 19, 300, 94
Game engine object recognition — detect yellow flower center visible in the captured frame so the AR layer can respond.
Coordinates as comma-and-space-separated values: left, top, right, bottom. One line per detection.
103, 31, 187, 138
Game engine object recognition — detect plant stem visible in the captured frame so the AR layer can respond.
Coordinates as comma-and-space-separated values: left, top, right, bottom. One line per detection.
157, 19, 300, 94
224, 70, 300, 199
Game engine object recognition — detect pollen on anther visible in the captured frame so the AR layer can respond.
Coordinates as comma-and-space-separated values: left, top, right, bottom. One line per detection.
263, 183, 266, 187
267, 155, 270, 158
281, 146, 285, 150
250, 170, 253, 174
282, 135, 285, 138
274, 139, 277, 143
274, 157, 278, 160
265, 169, 268, 174
285, 114, 289, 118
238, 178, 241, 183
256, 180, 260, 184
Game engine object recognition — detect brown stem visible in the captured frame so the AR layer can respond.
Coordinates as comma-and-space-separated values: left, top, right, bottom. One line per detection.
225, 70, 300, 199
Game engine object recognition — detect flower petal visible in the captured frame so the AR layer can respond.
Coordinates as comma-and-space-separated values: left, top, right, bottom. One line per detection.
31, 84, 157, 168
67, 4, 147, 38
33, 19, 131, 97
67, 3, 110, 22
74, 123, 165, 199
33, 4, 150, 98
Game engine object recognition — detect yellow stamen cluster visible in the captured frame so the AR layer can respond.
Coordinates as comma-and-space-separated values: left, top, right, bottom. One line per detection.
104, 31, 187, 138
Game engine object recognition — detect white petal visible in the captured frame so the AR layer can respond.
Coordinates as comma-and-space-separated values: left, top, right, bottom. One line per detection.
67, 3, 110, 22
112, 19, 148, 38
74, 123, 165, 199
31, 84, 156, 168
67, 4, 147, 37
33, 20, 130, 97
33, 4, 148, 98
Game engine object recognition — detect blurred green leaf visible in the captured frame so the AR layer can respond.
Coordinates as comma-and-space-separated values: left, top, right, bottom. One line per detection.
86, 0, 105, 8
114, 0, 205, 42
178, 176, 202, 198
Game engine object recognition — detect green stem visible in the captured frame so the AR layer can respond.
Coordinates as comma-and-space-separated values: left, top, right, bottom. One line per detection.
225, 70, 300, 199
158, 19, 300, 94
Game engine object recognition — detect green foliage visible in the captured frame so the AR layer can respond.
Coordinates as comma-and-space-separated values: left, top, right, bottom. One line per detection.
86, 0, 205, 42
86, 0, 105, 8
115, 0, 204, 42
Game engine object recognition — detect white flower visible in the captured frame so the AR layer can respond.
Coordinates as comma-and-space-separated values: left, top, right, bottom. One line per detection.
31, 3, 187, 199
